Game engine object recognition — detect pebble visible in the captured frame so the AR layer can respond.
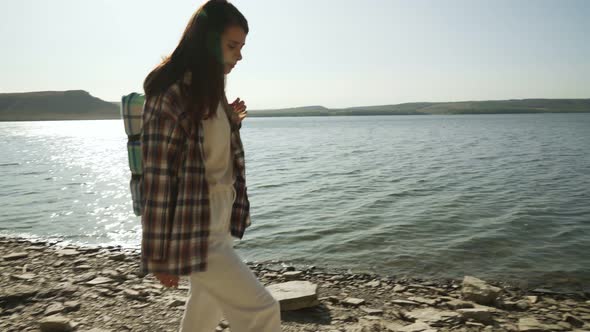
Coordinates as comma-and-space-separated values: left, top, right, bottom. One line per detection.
1, 236, 589, 332
341, 297, 365, 307
3, 252, 29, 261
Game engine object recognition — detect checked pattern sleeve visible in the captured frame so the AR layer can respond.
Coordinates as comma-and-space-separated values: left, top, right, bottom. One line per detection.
141, 111, 185, 261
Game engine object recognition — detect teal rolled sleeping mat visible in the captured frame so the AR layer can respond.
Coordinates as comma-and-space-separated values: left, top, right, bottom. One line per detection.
120, 93, 145, 216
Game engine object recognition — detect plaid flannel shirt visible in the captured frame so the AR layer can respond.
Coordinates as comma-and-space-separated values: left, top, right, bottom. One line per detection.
140, 80, 251, 276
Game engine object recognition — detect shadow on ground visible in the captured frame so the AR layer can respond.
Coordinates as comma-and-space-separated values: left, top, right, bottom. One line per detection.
280, 303, 333, 325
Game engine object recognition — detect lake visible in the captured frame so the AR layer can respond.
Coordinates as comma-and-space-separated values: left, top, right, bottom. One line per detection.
1, 113, 589, 291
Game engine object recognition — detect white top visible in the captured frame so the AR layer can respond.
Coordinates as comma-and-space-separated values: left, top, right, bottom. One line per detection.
202, 102, 235, 187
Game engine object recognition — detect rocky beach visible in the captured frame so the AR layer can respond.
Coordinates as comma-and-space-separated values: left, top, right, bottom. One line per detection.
1, 236, 589, 332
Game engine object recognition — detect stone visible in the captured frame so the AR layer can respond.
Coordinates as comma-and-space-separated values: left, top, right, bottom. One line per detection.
167, 296, 187, 307
438, 296, 455, 301
408, 283, 430, 289
532, 288, 562, 295
461, 276, 502, 305
391, 299, 419, 306
499, 299, 530, 311
457, 308, 494, 325
446, 299, 475, 309
0, 285, 38, 302
266, 281, 319, 311
466, 321, 486, 328
73, 272, 97, 284
55, 249, 79, 257
526, 296, 539, 304
39, 315, 73, 332
343, 297, 366, 307
405, 307, 461, 325
543, 313, 562, 321
408, 296, 438, 306
3, 252, 28, 261
365, 280, 381, 287
72, 258, 86, 265
44, 303, 65, 316
334, 314, 357, 323
518, 317, 550, 332
326, 295, 340, 304
393, 285, 408, 292
108, 253, 126, 261
361, 307, 384, 315
361, 315, 382, 321
25, 245, 46, 251
383, 321, 404, 332
541, 323, 568, 331
131, 303, 150, 309
53, 260, 66, 267
10, 273, 36, 281
563, 314, 584, 328
64, 301, 81, 312
516, 299, 531, 310
282, 271, 303, 280
101, 269, 126, 281
101, 289, 119, 298
397, 321, 433, 332
57, 283, 79, 297
73, 265, 92, 271
86, 277, 114, 286
123, 289, 146, 301
345, 325, 374, 332
77, 246, 100, 254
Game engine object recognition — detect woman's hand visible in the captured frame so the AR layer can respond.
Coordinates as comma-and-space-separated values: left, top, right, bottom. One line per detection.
154, 273, 179, 288
230, 97, 247, 123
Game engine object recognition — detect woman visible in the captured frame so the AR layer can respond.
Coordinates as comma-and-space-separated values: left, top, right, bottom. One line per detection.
140, 1, 281, 331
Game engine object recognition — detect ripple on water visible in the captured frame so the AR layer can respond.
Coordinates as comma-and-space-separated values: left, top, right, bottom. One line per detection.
1, 115, 590, 290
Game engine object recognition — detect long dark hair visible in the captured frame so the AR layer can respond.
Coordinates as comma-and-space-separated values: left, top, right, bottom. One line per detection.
144, 0, 248, 122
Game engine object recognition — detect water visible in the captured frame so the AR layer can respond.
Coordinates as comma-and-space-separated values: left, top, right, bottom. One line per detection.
1, 114, 589, 290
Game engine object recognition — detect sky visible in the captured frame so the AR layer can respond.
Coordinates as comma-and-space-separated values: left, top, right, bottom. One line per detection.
1, 0, 589, 110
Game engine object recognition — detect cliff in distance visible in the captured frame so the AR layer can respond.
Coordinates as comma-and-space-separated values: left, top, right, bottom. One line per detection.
0, 90, 119, 121
1, 90, 589, 121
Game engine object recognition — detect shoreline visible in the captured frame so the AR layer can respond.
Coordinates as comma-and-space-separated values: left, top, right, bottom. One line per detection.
2, 233, 587, 295
2, 110, 590, 122
2, 235, 589, 331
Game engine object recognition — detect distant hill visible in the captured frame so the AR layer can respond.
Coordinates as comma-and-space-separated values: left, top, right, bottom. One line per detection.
0, 91, 589, 121
0, 90, 120, 121
249, 99, 590, 117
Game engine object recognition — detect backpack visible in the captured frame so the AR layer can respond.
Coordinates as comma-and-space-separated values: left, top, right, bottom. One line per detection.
120, 92, 146, 216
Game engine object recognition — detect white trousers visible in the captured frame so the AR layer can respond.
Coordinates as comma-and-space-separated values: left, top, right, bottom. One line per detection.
180, 186, 281, 332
